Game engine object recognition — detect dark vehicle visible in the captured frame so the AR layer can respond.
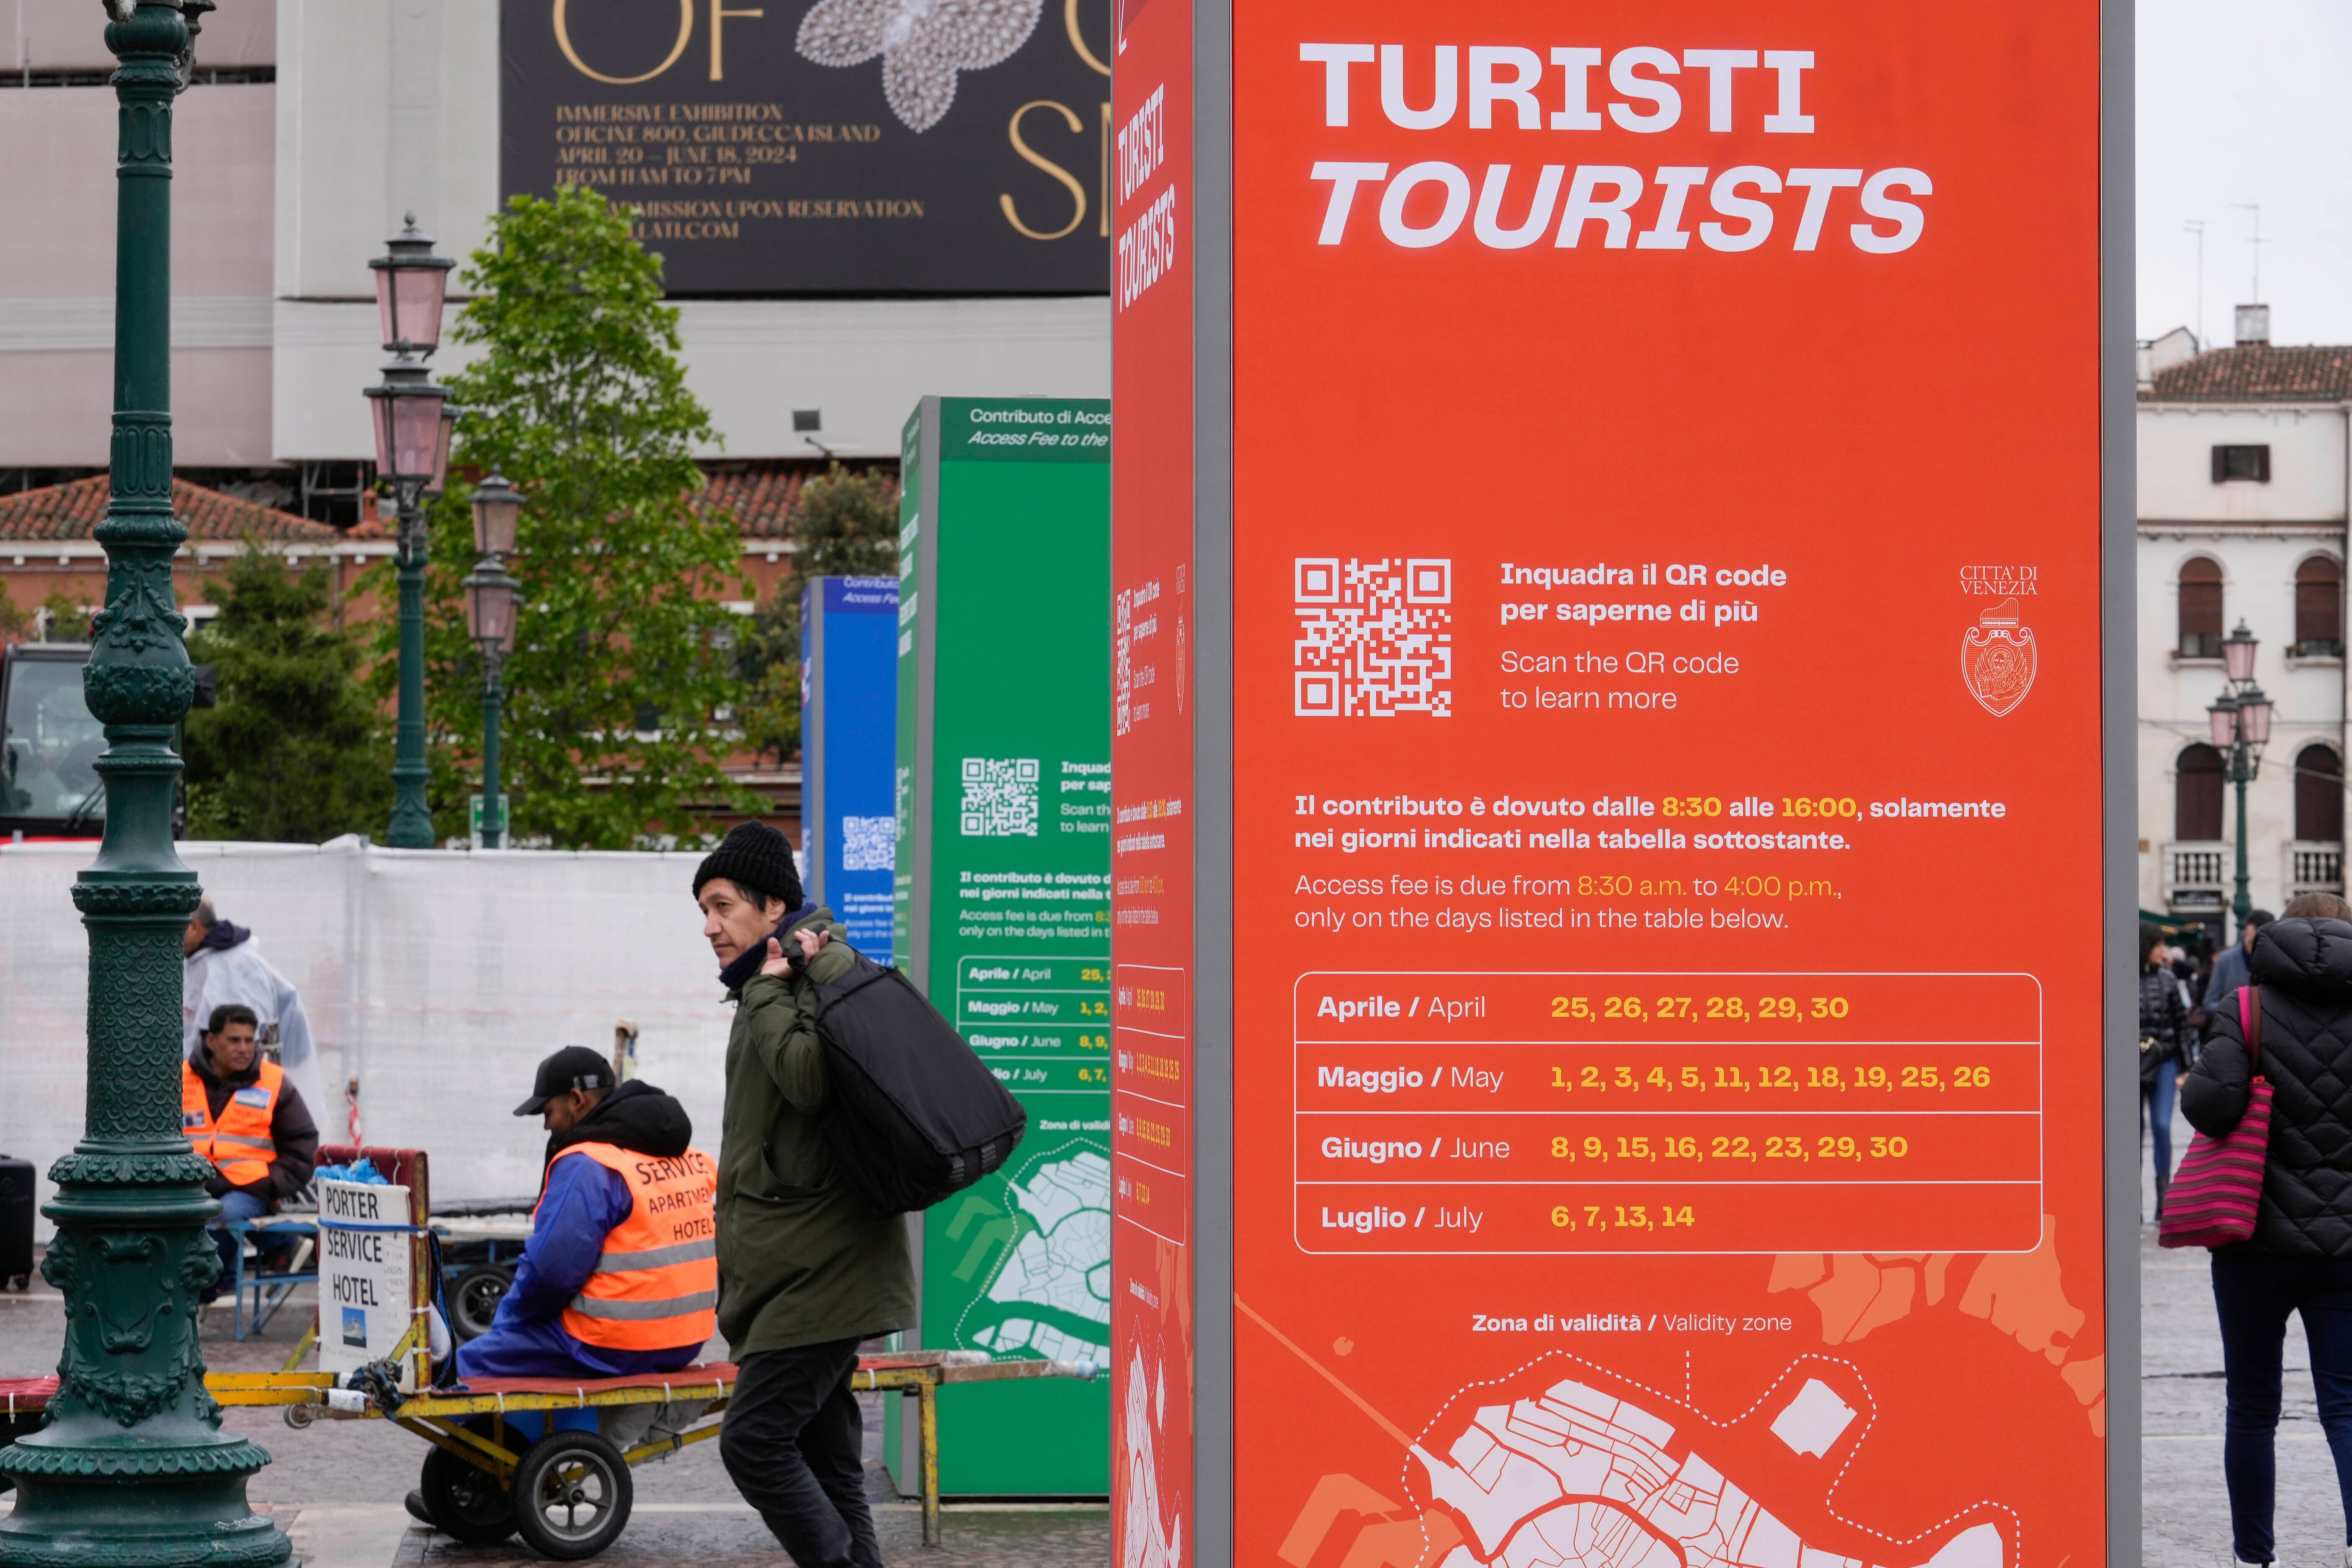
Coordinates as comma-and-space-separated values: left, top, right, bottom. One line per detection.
0, 642, 105, 841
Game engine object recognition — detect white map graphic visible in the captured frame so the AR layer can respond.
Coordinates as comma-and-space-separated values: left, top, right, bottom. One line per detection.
1121, 1342, 1183, 1568
960, 1145, 1112, 1364
1415, 1375, 2005, 1568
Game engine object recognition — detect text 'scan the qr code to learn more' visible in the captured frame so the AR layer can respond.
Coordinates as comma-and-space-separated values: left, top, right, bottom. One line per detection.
960, 758, 1041, 837
1293, 557, 1454, 718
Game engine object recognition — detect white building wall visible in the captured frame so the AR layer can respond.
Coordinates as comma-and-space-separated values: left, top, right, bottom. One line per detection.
2138, 397, 2352, 926
0, 0, 274, 73
2136, 523, 2347, 916
272, 0, 501, 305
0, 83, 276, 466
272, 295, 1112, 461
2140, 405, 2349, 524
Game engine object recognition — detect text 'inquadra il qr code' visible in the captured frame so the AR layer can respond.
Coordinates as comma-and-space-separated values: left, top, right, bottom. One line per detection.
1293, 557, 1453, 717
960, 758, 1039, 837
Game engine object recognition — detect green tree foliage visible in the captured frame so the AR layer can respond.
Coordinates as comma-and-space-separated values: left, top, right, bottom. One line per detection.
39, 591, 88, 642
734, 464, 900, 765
388, 186, 755, 848
792, 464, 901, 578
733, 593, 801, 766
184, 547, 390, 841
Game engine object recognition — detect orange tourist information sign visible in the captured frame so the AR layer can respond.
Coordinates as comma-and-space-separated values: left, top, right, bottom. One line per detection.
1111, 3, 2135, 1565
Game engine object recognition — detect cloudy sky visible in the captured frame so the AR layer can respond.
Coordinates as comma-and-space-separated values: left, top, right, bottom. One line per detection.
2138, 0, 2352, 347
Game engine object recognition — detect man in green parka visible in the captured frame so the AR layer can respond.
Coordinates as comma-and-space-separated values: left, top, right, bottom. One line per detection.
696, 820, 913, 1568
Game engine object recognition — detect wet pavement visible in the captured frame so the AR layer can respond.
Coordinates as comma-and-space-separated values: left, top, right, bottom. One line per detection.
0, 1118, 2343, 1568
0, 1275, 1106, 1568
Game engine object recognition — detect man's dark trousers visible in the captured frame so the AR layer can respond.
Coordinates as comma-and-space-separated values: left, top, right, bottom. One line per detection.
719, 1336, 881, 1568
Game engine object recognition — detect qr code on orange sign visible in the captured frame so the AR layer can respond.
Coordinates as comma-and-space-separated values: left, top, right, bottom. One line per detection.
960, 758, 1039, 837
1293, 557, 1452, 717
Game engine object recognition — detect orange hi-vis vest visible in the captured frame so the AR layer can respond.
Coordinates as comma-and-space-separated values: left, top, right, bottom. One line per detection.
181, 1058, 282, 1188
539, 1142, 718, 1351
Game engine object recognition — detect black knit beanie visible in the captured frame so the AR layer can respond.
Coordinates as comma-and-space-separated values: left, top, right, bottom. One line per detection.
694, 821, 805, 910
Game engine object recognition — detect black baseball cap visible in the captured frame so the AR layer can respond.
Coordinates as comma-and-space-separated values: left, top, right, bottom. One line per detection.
513, 1046, 614, 1116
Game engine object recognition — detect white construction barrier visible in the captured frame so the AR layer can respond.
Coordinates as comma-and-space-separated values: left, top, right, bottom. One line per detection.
0, 836, 742, 1235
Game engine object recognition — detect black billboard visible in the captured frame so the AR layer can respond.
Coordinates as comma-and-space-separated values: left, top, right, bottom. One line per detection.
501, 0, 1111, 294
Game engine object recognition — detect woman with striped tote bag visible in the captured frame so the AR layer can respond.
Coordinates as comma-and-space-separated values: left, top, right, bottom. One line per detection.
2177, 903, 2352, 1568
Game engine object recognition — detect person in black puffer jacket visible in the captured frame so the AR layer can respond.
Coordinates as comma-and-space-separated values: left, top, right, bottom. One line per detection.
2182, 895, 2352, 1567
2142, 922, 2191, 1218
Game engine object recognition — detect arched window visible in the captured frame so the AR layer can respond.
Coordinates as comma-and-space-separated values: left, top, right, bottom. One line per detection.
2295, 557, 2343, 656
2179, 557, 2224, 659
2297, 744, 2344, 842
2177, 743, 2225, 841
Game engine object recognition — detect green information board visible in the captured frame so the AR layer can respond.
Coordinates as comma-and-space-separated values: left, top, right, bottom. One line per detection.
891, 395, 1112, 1495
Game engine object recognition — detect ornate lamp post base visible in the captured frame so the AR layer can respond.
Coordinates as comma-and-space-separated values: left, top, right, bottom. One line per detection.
0, 1150, 285, 1568
0, 5, 287, 1563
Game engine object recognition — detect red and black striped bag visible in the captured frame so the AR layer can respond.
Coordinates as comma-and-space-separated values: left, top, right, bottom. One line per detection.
2159, 985, 2275, 1248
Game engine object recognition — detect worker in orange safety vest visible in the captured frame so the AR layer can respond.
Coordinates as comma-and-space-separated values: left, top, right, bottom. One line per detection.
449, 1046, 717, 1381
184, 1002, 319, 1296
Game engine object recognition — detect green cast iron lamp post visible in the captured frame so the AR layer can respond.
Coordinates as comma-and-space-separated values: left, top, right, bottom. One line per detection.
462, 475, 522, 849
0, 3, 291, 1562
2206, 620, 2274, 939
367, 216, 454, 849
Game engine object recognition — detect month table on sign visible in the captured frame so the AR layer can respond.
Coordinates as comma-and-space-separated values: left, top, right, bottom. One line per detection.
1293, 971, 2043, 1254
954, 955, 1113, 1093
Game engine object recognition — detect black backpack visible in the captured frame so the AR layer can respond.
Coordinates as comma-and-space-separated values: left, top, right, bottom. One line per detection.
809, 949, 1028, 1216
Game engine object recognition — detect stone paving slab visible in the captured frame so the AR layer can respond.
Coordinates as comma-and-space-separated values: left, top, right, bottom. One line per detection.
385, 1507, 1109, 1568
0, 1284, 1107, 1567
11, 1121, 2352, 1568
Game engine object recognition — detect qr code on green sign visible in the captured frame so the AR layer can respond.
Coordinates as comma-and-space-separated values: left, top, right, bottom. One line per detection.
960, 758, 1039, 837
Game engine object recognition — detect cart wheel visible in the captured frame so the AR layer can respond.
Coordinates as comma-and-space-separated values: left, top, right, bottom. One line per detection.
449, 1264, 513, 1343
419, 1444, 518, 1545
511, 1431, 632, 1560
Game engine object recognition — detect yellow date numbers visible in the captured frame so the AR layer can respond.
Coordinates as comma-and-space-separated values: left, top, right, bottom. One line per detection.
1550, 994, 1852, 1024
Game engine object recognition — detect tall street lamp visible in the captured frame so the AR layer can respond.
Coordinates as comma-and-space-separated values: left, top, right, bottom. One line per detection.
462, 475, 522, 849
0, 4, 292, 1565
366, 219, 453, 848
2208, 620, 2276, 938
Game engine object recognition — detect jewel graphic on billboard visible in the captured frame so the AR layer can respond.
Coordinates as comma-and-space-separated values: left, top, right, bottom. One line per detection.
1961, 599, 2037, 717
796, 0, 1044, 132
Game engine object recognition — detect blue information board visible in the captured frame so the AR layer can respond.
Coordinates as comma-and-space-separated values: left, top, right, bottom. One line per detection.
801, 576, 900, 960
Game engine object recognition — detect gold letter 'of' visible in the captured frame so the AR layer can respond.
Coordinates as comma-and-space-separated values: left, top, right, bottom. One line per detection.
710, 0, 764, 80
554, 0, 694, 84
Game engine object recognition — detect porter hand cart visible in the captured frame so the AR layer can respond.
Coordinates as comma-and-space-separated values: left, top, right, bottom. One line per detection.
1, 1145, 1095, 1557
5, 1353, 1088, 1557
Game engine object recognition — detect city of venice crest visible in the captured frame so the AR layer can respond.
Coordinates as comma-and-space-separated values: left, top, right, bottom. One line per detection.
1961, 598, 2036, 717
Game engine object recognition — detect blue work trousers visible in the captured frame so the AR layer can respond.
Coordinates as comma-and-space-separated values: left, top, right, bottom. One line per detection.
207, 1188, 272, 1290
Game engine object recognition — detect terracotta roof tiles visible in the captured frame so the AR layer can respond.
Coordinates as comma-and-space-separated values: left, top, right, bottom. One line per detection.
696, 467, 809, 540
0, 463, 887, 547
0, 476, 345, 543
2146, 345, 2352, 402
